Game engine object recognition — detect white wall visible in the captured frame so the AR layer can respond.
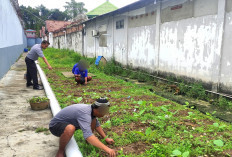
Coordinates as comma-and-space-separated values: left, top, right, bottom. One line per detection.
95, 16, 114, 61
113, 15, 128, 65
81, 0, 232, 93
53, 31, 82, 53
128, 24, 156, 72
159, 15, 218, 82
84, 22, 96, 58
0, 0, 23, 48
220, 11, 232, 92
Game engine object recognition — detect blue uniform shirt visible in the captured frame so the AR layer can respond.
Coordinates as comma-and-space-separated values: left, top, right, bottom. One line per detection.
74, 67, 88, 78
72, 63, 78, 74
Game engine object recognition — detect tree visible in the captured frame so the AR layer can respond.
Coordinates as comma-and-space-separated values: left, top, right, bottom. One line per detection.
64, 0, 87, 19
20, 5, 70, 36
50, 9, 71, 21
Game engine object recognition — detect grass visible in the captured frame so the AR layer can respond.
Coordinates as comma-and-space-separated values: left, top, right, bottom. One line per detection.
35, 127, 49, 133
39, 48, 232, 157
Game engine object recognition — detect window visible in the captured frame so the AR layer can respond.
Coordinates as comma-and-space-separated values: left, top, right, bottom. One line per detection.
99, 31, 107, 47
116, 20, 124, 29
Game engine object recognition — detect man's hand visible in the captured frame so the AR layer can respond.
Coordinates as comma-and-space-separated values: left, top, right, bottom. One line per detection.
48, 65, 52, 70
106, 148, 116, 157
105, 138, 115, 145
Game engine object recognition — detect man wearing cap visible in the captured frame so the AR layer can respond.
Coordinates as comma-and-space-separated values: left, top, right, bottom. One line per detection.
25, 40, 52, 90
49, 98, 116, 157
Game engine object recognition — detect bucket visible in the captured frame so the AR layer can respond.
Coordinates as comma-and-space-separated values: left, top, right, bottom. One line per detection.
30, 101, 50, 110
24, 48, 28, 52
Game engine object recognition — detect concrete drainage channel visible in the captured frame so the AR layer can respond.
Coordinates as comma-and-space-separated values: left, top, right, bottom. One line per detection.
115, 75, 232, 123
36, 61, 83, 157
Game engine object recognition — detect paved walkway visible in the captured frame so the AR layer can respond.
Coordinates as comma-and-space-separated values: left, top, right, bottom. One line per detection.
0, 53, 58, 157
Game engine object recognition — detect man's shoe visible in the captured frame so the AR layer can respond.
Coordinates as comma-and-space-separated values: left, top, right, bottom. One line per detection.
26, 83, 34, 87
33, 86, 44, 90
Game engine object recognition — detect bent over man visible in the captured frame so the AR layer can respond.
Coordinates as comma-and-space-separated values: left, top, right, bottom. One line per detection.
49, 98, 116, 157
25, 40, 52, 90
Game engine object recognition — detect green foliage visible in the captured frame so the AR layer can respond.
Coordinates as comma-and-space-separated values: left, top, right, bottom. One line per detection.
102, 120, 111, 128
186, 83, 207, 100
35, 127, 49, 133
179, 82, 207, 100
213, 140, 224, 147
28, 96, 49, 103
145, 144, 168, 157
171, 150, 189, 157
102, 60, 118, 75
218, 96, 232, 109
73, 97, 83, 103
42, 48, 90, 68
20, 5, 71, 35
137, 71, 148, 82
64, 0, 88, 19
179, 82, 189, 95
40, 48, 232, 157
129, 71, 138, 79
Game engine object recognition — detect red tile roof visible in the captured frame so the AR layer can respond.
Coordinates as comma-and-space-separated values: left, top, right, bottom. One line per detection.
45, 20, 72, 32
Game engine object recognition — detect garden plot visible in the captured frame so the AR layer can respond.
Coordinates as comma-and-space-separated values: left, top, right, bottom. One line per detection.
40, 48, 232, 157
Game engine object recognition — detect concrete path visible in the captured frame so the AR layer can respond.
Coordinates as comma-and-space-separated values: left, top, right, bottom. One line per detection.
0, 53, 58, 157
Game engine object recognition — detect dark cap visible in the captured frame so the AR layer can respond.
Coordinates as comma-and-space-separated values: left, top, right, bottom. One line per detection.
93, 97, 110, 115
94, 97, 110, 106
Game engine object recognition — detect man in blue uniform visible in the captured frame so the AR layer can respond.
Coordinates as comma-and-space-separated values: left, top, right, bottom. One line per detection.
73, 60, 92, 85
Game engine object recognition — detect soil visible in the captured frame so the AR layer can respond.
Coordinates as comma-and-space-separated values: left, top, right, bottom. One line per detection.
44, 69, 232, 157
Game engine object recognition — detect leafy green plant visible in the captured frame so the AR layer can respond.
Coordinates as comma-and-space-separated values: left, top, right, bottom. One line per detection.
171, 150, 189, 157
102, 120, 111, 129
179, 82, 189, 95
218, 96, 232, 109
28, 96, 49, 103
73, 97, 83, 103
145, 143, 168, 156
186, 83, 207, 100
35, 127, 49, 133
129, 71, 138, 79
39, 48, 232, 157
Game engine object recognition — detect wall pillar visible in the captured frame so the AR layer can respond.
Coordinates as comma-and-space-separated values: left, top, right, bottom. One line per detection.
154, 0, 161, 75
49, 32, 53, 47
126, 12, 129, 66
112, 15, 115, 60
211, 0, 226, 92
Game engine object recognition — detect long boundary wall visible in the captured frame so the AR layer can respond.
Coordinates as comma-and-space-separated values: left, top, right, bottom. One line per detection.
0, 0, 27, 79
54, 0, 232, 94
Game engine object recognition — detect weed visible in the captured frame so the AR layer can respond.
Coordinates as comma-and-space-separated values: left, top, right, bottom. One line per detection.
39, 48, 232, 157
218, 96, 232, 109
35, 127, 49, 133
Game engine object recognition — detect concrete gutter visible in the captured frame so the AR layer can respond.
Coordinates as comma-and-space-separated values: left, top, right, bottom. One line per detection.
36, 62, 83, 157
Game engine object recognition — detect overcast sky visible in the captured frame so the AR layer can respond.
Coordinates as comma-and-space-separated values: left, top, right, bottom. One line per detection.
18, 0, 139, 12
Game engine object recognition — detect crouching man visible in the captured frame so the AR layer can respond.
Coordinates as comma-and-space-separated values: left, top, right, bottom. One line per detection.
49, 98, 116, 157
73, 60, 92, 85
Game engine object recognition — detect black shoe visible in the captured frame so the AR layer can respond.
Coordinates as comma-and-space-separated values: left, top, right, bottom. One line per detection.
33, 86, 44, 90
26, 83, 34, 87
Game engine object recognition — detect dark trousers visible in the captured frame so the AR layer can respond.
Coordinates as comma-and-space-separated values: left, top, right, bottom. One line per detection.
25, 57, 38, 88
75, 76, 92, 84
